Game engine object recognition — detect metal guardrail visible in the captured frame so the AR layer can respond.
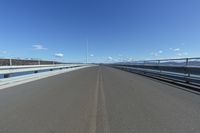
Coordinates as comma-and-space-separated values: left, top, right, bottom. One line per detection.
117, 57, 200, 66
0, 64, 85, 78
111, 57, 200, 86
0, 58, 62, 66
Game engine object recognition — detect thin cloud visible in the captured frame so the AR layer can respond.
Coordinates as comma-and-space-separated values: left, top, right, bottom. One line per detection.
32, 45, 48, 50
151, 50, 163, 57
174, 48, 180, 51
54, 53, 64, 58
177, 52, 188, 57
170, 48, 180, 52
158, 50, 163, 54
177, 53, 182, 56
90, 54, 94, 57
0, 50, 8, 54
150, 52, 158, 57
108, 56, 113, 60
124, 57, 133, 62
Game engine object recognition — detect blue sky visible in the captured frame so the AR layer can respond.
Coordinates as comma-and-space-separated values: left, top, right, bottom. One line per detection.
0, 0, 200, 63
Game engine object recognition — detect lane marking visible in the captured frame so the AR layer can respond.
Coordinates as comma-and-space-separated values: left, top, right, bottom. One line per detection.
100, 70, 111, 133
89, 68, 100, 133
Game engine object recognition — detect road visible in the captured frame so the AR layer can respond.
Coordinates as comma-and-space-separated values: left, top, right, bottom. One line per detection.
0, 66, 199, 133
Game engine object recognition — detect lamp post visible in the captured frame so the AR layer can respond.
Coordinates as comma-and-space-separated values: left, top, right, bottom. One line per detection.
86, 39, 89, 64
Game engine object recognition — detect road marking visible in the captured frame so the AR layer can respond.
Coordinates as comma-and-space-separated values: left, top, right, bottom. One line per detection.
89, 67, 111, 133
89, 68, 100, 133
100, 70, 111, 133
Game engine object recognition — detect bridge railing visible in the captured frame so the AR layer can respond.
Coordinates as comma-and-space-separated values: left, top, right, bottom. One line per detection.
0, 64, 85, 78
0, 58, 85, 78
0, 58, 62, 66
111, 57, 200, 86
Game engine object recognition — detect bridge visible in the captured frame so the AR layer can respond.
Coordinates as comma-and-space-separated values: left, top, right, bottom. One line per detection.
0, 58, 200, 133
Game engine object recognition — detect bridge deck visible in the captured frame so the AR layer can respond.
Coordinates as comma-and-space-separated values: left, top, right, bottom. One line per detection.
0, 66, 199, 133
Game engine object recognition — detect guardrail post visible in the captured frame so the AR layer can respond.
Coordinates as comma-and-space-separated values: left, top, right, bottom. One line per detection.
34, 71, 38, 73
38, 60, 41, 65
4, 74, 10, 78
157, 60, 160, 65
143, 61, 146, 74
158, 60, 162, 73
9, 58, 12, 66
185, 58, 189, 66
185, 58, 190, 83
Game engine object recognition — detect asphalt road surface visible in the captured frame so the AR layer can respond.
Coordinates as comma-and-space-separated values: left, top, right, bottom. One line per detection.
0, 66, 199, 133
